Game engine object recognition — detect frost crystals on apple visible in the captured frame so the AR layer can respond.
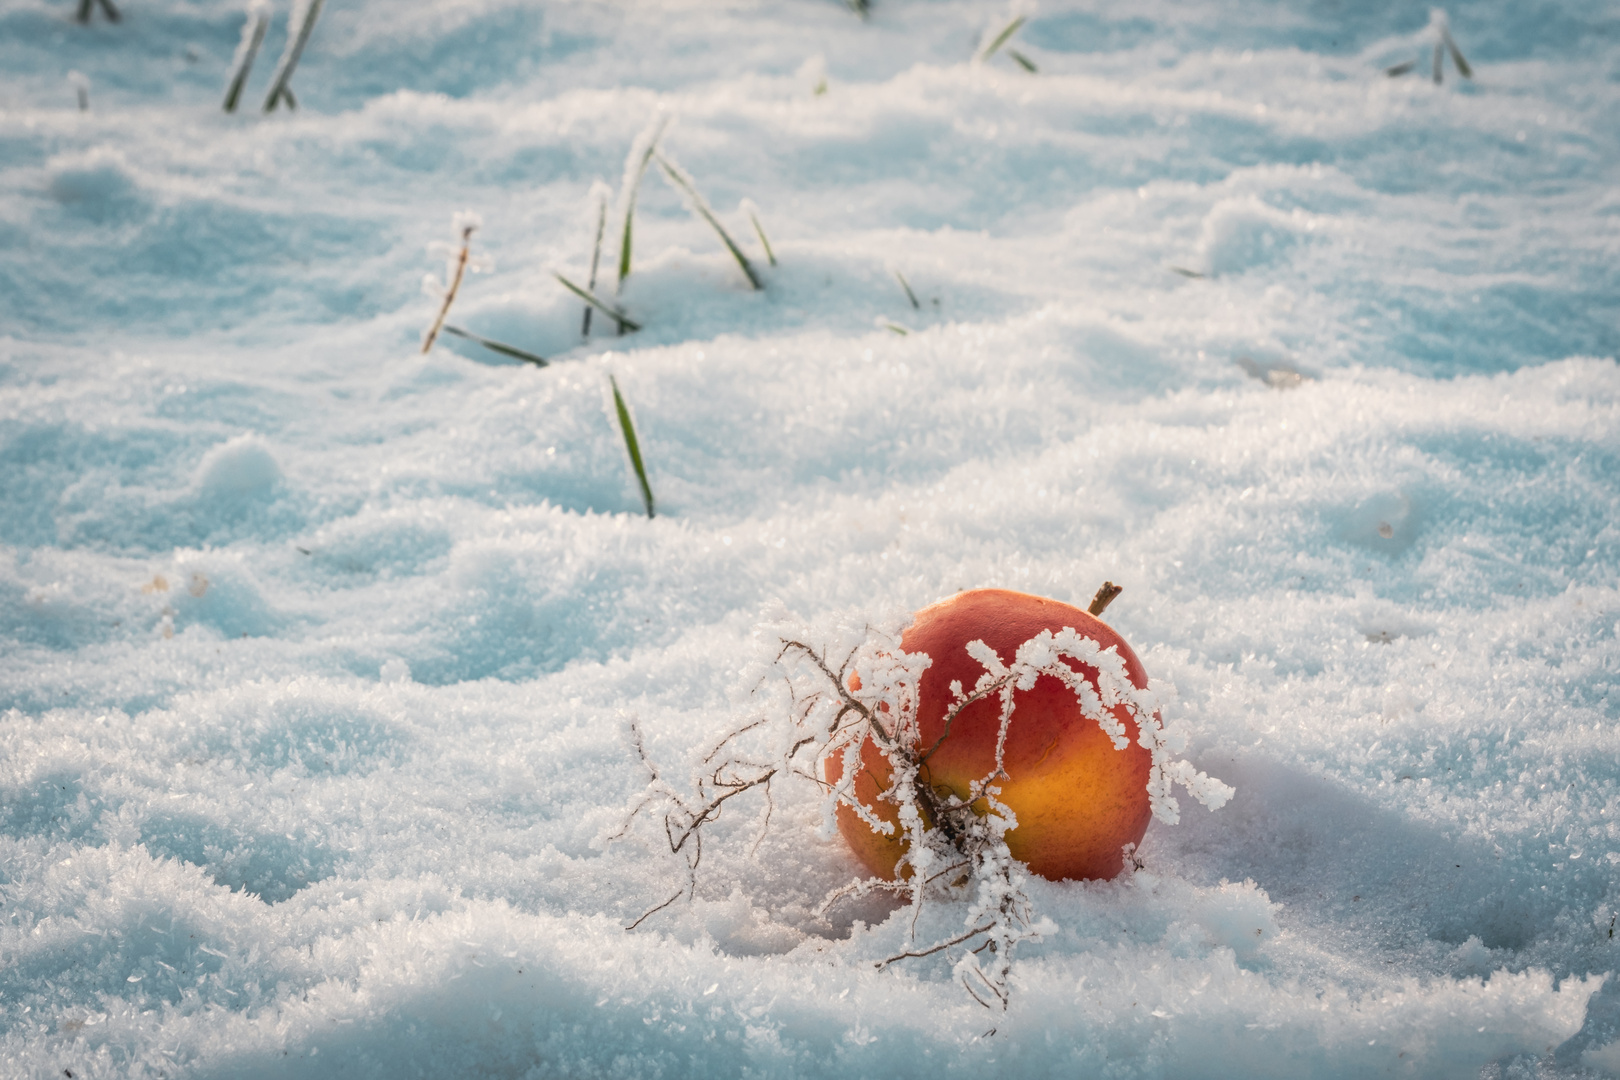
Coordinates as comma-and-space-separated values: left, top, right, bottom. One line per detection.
604, 608, 1233, 1016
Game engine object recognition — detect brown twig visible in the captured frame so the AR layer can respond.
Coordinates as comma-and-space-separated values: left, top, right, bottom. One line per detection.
1087, 581, 1123, 617
875, 921, 997, 969
422, 223, 475, 354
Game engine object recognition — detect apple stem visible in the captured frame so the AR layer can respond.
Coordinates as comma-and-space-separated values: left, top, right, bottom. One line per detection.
1087, 581, 1123, 617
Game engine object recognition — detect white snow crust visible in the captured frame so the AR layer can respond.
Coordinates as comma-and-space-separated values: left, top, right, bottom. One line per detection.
2, 0, 1619, 1076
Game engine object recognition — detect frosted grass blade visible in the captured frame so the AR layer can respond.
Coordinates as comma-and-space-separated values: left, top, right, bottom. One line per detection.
555, 273, 642, 332
1384, 58, 1417, 77
1007, 48, 1037, 73
1431, 41, 1443, 84
263, 0, 326, 113
979, 15, 1026, 61
223, 3, 269, 113
653, 151, 762, 290
442, 325, 548, 367
610, 376, 655, 519
616, 114, 671, 287
583, 182, 611, 336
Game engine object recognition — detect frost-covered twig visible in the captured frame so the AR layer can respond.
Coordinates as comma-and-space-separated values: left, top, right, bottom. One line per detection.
223, 0, 270, 113
421, 213, 482, 354
262, 0, 326, 113
606, 608, 1232, 1011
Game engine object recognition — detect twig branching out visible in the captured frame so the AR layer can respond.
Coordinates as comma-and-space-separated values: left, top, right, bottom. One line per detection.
262, 0, 326, 112
421, 212, 482, 354
76, 0, 120, 24
606, 609, 1233, 1010
223, 0, 270, 113
653, 150, 763, 290
609, 375, 655, 518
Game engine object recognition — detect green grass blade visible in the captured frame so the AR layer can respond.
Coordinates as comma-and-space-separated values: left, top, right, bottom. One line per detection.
554, 273, 642, 332
653, 152, 762, 290
980, 15, 1026, 61
1441, 28, 1471, 78
1384, 58, 1417, 77
610, 375, 655, 519
616, 114, 670, 286
442, 325, 548, 367
743, 202, 777, 267
223, 9, 268, 113
893, 270, 920, 309
263, 0, 325, 113
583, 183, 610, 336
1168, 265, 1205, 279
1432, 41, 1444, 84
1007, 48, 1037, 73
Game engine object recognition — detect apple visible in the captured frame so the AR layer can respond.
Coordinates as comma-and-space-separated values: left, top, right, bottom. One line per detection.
826, 588, 1154, 882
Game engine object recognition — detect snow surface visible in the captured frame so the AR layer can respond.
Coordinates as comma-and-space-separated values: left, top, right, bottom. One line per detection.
3, 0, 1620, 1075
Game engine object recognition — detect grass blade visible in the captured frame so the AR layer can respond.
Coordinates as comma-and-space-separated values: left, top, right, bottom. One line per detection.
741, 198, 776, 266
554, 273, 642, 332
1441, 27, 1471, 78
616, 113, 671, 287
844, 0, 870, 20
583, 181, 611, 336
263, 0, 326, 113
442, 325, 548, 367
1007, 48, 1038, 73
1384, 58, 1417, 77
610, 375, 655, 519
653, 151, 762, 290
893, 270, 920, 309
1431, 41, 1443, 84
979, 15, 1026, 61
1168, 265, 1205, 279
223, 4, 268, 113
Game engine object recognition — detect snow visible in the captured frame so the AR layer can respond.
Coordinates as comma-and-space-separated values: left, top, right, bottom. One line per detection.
2, 0, 1618, 1075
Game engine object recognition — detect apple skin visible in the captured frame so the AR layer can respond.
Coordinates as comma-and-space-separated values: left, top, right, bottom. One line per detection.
827, 589, 1154, 882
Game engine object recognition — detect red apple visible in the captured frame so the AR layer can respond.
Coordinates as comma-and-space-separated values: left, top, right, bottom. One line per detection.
826, 588, 1154, 882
